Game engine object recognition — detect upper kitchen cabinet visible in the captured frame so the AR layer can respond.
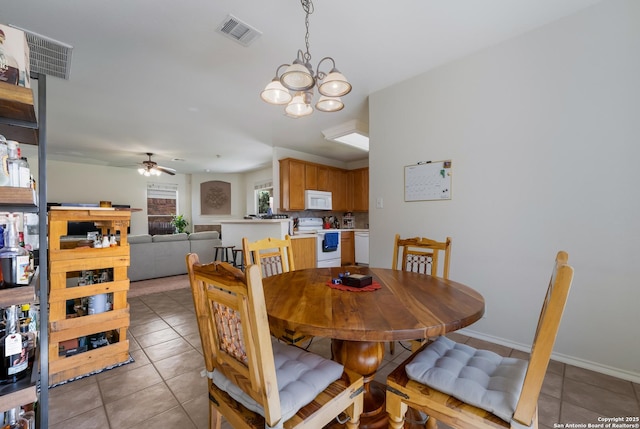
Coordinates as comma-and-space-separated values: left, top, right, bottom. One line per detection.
279, 158, 368, 212
280, 158, 306, 211
347, 168, 369, 212
327, 168, 348, 212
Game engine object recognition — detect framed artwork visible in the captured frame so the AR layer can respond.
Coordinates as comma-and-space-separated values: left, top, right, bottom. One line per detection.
201, 180, 231, 214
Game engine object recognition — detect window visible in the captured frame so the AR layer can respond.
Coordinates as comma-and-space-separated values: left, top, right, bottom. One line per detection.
254, 180, 273, 215
147, 183, 178, 235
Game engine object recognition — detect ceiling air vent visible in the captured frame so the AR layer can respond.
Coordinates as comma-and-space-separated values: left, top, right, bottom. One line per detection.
10, 25, 73, 80
216, 14, 262, 47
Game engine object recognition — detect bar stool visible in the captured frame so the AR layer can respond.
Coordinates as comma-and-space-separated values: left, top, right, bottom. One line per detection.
232, 249, 244, 270
213, 245, 235, 263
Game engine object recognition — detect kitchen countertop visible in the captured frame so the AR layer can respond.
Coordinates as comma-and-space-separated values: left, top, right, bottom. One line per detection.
218, 218, 290, 224
290, 228, 369, 236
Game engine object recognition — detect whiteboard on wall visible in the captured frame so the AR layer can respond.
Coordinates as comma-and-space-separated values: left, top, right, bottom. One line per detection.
404, 160, 452, 201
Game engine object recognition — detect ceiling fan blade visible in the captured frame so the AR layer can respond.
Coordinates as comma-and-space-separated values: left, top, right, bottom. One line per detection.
156, 165, 176, 175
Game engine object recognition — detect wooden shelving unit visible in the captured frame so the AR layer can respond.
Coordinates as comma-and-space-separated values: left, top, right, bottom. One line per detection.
0, 78, 48, 427
48, 208, 131, 385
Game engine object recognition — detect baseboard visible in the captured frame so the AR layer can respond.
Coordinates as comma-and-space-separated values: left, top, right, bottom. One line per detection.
459, 328, 640, 384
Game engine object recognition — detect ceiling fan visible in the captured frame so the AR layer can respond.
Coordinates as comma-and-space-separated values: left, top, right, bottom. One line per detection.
138, 153, 176, 176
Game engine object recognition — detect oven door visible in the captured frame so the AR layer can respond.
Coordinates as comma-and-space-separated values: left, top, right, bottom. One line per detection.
316, 231, 341, 267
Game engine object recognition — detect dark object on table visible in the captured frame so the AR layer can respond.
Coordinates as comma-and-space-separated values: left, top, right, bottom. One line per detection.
342, 274, 372, 288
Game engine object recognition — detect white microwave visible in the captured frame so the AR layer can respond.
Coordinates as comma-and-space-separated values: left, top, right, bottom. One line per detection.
305, 190, 332, 210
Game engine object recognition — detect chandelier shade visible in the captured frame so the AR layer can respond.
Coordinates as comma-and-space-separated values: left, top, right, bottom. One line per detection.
281, 60, 315, 91
285, 92, 314, 117
315, 96, 344, 112
318, 69, 351, 97
260, 79, 293, 105
260, 0, 351, 118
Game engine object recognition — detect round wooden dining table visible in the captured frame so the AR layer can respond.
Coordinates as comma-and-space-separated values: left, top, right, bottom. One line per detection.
262, 266, 485, 429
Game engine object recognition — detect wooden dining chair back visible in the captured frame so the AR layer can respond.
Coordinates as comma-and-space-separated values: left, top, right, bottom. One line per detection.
386, 251, 574, 429
186, 253, 364, 429
390, 233, 452, 353
242, 235, 295, 277
392, 233, 452, 279
242, 235, 310, 345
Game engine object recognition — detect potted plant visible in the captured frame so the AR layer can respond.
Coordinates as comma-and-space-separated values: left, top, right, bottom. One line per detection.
170, 214, 189, 234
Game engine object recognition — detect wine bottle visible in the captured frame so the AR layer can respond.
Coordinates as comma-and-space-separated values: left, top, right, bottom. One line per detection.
0, 306, 29, 384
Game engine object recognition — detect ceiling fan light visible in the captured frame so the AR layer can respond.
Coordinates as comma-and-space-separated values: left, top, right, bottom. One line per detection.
315, 96, 344, 112
138, 168, 145, 175
318, 70, 351, 97
281, 62, 315, 91
260, 79, 292, 105
285, 92, 313, 118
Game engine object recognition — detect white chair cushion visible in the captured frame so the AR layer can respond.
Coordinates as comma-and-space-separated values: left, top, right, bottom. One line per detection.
405, 336, 528, 423
211, 338, 344, 428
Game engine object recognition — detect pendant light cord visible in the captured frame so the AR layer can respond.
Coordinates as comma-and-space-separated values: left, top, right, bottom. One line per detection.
301, 0, 314, 64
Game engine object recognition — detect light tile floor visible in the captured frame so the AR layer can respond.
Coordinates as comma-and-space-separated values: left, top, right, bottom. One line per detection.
49, 288, 640, 429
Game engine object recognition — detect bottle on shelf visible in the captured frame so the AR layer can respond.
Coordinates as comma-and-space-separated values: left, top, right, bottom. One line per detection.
0, 214, 32, 288
0, 134, 9, 186
1, 407, 29, 429
0, 305, 30, 385
5, 140, 21, 188
17, 151, 31, 189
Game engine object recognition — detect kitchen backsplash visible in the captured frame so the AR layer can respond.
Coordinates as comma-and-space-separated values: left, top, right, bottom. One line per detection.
283, 210, 369, 229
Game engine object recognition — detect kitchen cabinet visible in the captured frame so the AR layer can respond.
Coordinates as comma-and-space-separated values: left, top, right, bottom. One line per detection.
328, 168, 348, 211
0, 78, 48, 427
280, 158, 366, 213
341, 231, 355, 266
280, 158, 306, 211
305, 164, 318, 190
291, 236, 316, 269
348, 168, 369, 212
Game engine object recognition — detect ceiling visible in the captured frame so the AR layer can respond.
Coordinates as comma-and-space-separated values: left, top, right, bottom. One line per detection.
1, 0, 602, 175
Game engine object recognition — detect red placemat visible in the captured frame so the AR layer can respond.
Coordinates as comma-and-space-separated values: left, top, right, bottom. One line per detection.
326, 280, 381, 292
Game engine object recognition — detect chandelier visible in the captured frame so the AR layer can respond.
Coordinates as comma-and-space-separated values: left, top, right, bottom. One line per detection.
260, 0, 352, 118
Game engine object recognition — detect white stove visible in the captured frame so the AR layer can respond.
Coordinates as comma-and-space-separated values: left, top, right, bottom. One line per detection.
296, 217, 341, 268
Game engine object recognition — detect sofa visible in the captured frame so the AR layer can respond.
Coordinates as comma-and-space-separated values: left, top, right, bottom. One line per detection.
128, 231, 222, 281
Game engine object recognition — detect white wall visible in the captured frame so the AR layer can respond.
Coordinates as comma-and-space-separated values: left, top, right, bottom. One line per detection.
370, 0, 640, 381
191, 172, 246, 227
44, 160, 191, 235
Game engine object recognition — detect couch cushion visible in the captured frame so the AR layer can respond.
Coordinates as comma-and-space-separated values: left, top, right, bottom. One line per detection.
211, 338, 344, 427
188, 231, 220, 241
152, 233, 189, 242
405, 336, 528, 423
128, 234, 152, 244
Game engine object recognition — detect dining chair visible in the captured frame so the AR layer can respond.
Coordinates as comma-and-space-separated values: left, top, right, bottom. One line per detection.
185, 254, 364, 429
386, 250, 574, 429
390, 233, 452, 353
242, 235, 310, 346
392, 234, 452, 279
242, 235, 295, 276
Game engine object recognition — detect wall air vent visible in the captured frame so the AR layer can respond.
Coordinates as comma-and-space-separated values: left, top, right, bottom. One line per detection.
216, 14, 262, 47
10, 25, 73, 80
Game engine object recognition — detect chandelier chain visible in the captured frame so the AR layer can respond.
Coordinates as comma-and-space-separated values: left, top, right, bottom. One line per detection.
301, 0, 314, 64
